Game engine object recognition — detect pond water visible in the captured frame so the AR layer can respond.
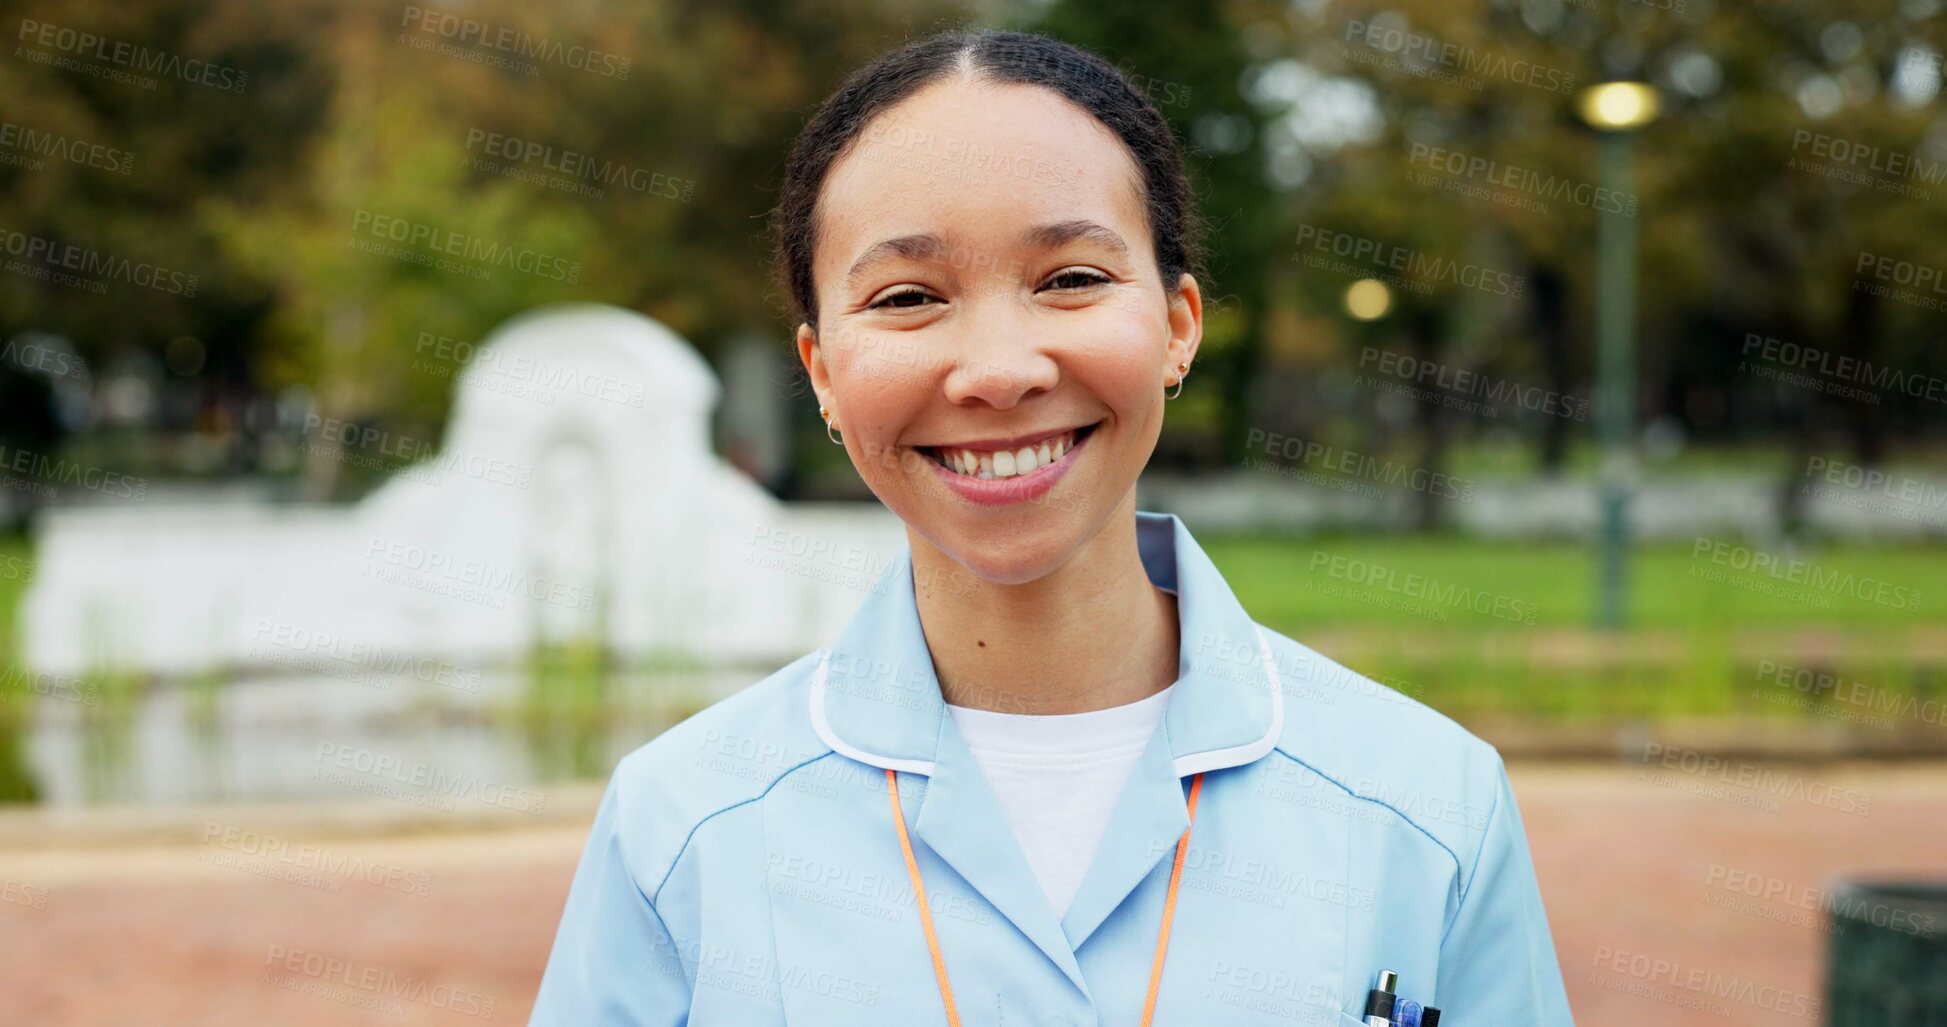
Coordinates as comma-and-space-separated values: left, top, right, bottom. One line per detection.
6, 659, 766, 809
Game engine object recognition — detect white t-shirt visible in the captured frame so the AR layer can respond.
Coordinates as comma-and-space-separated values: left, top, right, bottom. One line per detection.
944, 683, 1176, 920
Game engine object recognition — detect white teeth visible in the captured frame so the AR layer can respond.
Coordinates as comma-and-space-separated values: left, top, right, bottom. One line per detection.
932, 428, 1086, 480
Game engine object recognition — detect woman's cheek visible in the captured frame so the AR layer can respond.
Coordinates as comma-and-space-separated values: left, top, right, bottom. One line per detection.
1073, 326, 1166, 411
839, 328, 922, 381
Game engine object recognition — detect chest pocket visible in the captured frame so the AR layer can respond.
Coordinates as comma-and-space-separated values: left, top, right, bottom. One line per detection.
1132, 759, 1357, 1026
1281, 758, 1458, 1020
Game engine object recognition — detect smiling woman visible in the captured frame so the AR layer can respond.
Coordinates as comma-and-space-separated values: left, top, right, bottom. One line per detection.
528, 28, 1574, 1027
788, 53, 1203, 593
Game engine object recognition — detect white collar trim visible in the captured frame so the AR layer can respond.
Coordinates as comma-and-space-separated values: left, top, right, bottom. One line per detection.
808, 624, 1284, 780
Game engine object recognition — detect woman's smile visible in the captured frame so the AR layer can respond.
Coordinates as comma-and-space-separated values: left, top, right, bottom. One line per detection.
915, 419, 1102, 506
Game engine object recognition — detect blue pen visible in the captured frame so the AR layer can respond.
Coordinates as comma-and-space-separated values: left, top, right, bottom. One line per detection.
1392, 998, 1422, 1027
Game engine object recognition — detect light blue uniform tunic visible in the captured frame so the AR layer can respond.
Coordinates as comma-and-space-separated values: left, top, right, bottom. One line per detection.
529, 512, 1575, 1026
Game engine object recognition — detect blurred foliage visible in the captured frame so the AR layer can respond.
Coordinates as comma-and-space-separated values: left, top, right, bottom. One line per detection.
0, 536, 36, 800
0, 0, 1942, 503
1239, 0, 1947, 503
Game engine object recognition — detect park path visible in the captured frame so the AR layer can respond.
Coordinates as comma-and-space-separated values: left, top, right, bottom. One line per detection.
0, 762, 1941, 1026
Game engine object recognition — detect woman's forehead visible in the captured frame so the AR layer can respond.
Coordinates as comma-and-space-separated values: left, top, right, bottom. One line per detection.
814, 78, 1150, 277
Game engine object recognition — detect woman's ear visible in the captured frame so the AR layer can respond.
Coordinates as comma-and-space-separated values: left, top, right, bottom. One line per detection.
796, 322, 830, 410
1165, 272, 1203, 377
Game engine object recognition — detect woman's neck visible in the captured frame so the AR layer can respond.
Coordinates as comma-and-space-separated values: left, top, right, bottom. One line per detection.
908, 506, 1181, 715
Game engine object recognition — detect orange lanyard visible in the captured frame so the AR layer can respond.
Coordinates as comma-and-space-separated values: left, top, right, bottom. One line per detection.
885, 768, 1205, 1027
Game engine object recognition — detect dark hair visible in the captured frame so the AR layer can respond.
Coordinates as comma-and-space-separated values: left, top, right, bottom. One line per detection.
770, 29, 1205, 331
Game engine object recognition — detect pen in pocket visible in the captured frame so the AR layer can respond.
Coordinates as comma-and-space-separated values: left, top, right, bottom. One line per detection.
1363, 969, 1397, 1027
1363, 968, 1441, 1027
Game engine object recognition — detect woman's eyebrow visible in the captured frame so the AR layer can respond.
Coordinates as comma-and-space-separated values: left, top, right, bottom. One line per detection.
1021, 219, 1129, 259
843, 220, 1130, 288
845, 233, 946, 288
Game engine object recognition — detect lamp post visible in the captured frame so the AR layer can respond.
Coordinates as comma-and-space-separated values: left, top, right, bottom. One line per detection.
1575, 82, 1658, 630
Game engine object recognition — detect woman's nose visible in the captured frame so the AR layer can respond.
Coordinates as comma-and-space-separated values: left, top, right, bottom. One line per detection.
937, 300, 1060, 409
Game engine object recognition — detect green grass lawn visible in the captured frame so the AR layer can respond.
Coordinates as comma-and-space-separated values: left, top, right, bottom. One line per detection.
1206, 535, 1945, 629
1207, 534, 1946, 723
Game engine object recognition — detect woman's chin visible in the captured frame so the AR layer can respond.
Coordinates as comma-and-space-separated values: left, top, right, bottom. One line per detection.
907, 519, 1079, 588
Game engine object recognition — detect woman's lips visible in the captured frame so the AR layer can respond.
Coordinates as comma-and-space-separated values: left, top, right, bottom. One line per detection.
917, 422, 1097, 506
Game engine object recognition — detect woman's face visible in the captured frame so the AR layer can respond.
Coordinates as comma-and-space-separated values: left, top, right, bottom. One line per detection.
798, 75, 1202, 585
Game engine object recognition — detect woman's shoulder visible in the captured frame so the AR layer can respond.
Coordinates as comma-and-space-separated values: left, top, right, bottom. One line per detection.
1255, 624, 1508, 861
600, 649, 837, 869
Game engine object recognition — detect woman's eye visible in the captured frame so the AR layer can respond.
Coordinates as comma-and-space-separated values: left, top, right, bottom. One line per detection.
1042, 269, 1112, 291
868, 287, 937, 310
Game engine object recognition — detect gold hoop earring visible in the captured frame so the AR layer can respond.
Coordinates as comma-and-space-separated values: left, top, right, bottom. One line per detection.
821, 406, 843, 446
1165, 362, 1188, 400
